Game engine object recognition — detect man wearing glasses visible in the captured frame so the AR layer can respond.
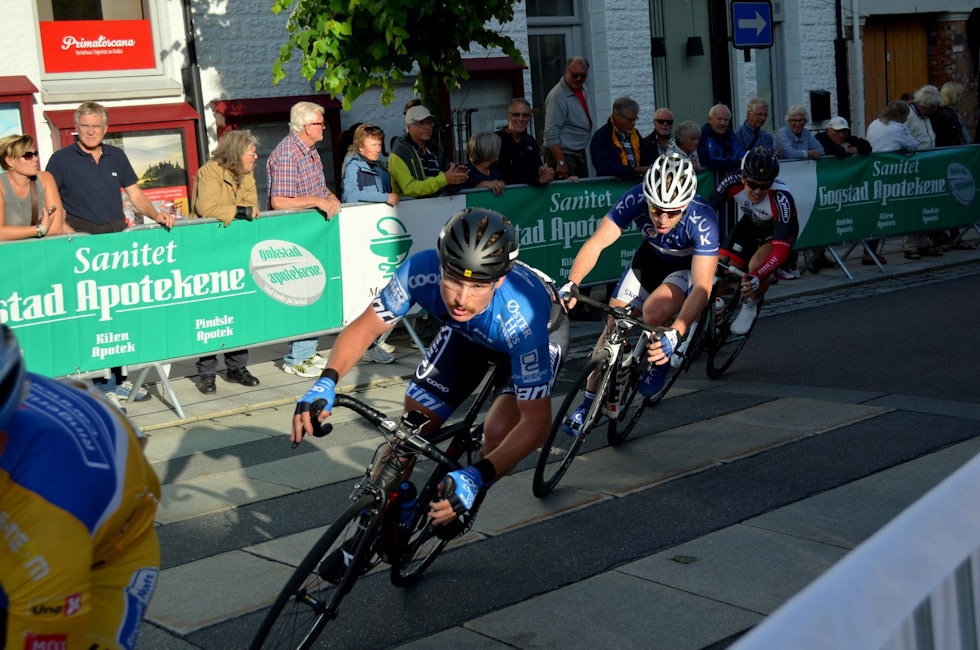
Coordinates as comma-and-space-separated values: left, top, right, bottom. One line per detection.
389, 105, 468, 198
559, 154, 719, 431
543, 56, 595, 180
590, 96, 655, 180
735, 97, 775, 154
494, 98, 554, 186
644, 107, 675, 157
706, 147, 799, 334
267, 101, 342, 378
292, 208, 569, 535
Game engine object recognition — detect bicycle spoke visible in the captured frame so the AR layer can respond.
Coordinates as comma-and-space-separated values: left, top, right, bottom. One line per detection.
250, 495, 379, 649
707, 298, 762, 378
533, 353, 609, 497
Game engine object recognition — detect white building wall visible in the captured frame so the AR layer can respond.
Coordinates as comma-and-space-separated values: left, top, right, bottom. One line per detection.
588, 0, 656, 127
797, 0, 839, 126
193, 0, 311, 144
4, 0, 188, 159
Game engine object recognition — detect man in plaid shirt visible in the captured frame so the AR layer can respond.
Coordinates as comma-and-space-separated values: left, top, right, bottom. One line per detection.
267, 101, 342, 378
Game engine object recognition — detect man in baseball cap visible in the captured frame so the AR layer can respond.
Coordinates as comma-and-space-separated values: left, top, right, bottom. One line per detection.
390, 105, 468, 197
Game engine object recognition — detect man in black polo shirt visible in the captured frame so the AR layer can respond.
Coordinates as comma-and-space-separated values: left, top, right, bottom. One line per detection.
46, 101, 175, 408
46, 101, 174, 234
494, 98, 554, 186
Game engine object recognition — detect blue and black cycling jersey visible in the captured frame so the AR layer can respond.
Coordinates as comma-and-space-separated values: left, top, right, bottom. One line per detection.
605, 183, 720, 268
374, 249, 560, 400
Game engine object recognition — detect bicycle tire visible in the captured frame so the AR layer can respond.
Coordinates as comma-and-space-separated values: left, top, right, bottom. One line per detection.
533, 351, 611, 497
607, 359, 647, 445
707, 297, 762, 378
250, 494, 380, 650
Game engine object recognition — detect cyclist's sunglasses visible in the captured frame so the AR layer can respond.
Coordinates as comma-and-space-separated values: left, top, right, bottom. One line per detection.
744, 179, 773, 191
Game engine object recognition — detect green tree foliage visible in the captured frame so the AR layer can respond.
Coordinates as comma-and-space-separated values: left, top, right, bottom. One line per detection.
270, 0, 525, 116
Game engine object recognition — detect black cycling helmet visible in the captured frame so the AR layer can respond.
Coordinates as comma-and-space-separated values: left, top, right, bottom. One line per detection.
741, 146, 780, 183
437, 208, 519, 282
0, 325, 27, 432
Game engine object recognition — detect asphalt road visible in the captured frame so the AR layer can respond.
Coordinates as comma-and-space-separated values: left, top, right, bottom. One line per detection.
145, 269, 980, 649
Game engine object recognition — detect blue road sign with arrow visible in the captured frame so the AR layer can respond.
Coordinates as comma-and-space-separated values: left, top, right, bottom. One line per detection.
731, 1, 773, 49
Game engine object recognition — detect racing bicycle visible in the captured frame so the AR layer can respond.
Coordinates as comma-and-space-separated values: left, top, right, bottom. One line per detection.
533, 261, 762, 497
249, 364, 504, 649
532, 295, 661, 497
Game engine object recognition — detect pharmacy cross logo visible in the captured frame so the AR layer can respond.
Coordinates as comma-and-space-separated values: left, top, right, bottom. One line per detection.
369, 217, 413, 278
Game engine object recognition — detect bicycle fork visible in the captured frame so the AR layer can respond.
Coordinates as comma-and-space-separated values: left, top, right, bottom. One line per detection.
602, 330, 651, 418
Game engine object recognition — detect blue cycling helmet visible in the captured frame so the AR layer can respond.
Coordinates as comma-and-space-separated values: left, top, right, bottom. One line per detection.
0, 325, 27, 431
437, 208, 519, 281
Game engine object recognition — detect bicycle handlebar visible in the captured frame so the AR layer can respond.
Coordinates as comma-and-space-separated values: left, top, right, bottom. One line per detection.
716, 259, 748, 280
308, 394, 464, 471
570, 293, 667, 337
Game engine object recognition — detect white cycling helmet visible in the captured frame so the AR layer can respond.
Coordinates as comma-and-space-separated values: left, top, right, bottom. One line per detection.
643, 153, 698, 210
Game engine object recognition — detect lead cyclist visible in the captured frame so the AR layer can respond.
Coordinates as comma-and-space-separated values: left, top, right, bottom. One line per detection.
292, 208, 569, 536
559, 153, 720, 433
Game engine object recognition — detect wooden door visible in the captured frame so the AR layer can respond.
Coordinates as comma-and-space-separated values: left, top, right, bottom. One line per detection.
862, 15, 929, 129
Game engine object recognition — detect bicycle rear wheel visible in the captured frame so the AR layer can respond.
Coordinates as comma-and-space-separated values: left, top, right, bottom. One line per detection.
250, 494, 380, 650
533, 350, 611, 497
707, 297, 762, 378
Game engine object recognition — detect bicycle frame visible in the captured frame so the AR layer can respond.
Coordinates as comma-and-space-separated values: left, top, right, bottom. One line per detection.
250, 365, 506, 649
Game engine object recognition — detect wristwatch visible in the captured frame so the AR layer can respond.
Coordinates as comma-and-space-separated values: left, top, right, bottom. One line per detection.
36, 224, 47, 238
557, 160, 567, 167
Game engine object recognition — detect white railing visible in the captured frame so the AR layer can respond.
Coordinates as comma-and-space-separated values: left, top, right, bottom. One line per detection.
732, 451, 980, 650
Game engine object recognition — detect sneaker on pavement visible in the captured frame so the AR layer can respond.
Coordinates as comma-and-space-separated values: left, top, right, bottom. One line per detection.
561, 398, 593, 436
363, 342, 395, 364
377, 341, 397, 354
115, 380, 150, 402
775, 268, 800, 281
282, 359, 321, 378
308, 353, 327, 369
637, 365, 668, 397
731, 300, 758, 335
103, 391, 127, 414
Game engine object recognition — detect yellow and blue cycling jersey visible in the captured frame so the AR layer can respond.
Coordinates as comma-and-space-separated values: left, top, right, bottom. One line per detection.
0, 374, 160, 650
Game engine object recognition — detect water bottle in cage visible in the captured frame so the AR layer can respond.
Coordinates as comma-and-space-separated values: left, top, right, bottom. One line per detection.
396, 481, 418, 537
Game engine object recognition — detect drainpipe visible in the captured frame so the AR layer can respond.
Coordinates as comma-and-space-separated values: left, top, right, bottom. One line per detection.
181, 0, 209, 162
834, 0, 851, 122
849, 0, 866, 136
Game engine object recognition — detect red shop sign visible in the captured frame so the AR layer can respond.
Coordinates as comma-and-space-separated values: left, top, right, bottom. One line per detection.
40, 20, 156, 73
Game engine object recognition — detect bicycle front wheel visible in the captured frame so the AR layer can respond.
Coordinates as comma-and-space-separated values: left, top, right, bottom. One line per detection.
250, 494, 380, 650
533, 351, 611, 498
607, 360, 647, 446
391, 423, 481, 587
390, 465, 451, 587
707, 298, 762, 378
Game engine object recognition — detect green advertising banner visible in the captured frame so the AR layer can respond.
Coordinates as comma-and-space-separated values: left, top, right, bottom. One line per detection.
784, 146, 979, 248
2, 213, 343, 376
4, 147, 977, 379
464, 178, 639, 284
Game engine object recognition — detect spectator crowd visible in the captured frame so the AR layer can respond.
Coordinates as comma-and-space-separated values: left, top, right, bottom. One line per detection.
3, 67, 975, 407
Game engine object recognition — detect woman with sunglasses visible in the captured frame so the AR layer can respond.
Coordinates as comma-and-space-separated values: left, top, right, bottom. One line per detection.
706, 147, 800, 335
0, 134, 68, 241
